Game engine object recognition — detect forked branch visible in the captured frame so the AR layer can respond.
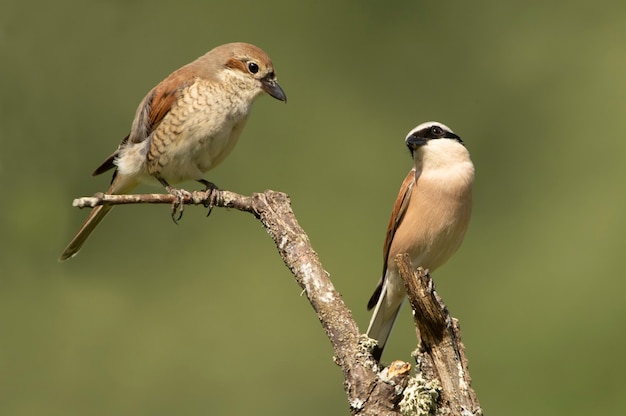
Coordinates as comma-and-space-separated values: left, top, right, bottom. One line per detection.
71, 189, 481, 415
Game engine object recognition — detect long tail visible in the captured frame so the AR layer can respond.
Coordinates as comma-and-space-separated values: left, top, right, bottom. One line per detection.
366, 275, 405, 361
59, 204, 114, 261
59, 175, 137, 261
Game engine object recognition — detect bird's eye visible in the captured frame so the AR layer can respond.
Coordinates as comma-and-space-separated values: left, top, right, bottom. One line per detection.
431, 126, 444, 137
247, 62, 259, 74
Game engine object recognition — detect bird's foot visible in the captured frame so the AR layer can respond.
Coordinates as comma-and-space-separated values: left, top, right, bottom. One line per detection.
197, 179, 219, 217
165, 186, 192, 224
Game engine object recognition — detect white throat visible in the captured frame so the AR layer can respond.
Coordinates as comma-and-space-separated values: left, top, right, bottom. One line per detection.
415, 138, 472, 170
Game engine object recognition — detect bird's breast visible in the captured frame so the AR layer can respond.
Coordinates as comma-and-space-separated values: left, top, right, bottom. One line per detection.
144, 80, 254, 183
388, 169, 473, 273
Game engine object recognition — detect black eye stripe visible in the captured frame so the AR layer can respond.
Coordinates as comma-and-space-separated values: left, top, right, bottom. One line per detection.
430, 126, 444, 137
408, 125, 462, 144
413, 126, 446, 139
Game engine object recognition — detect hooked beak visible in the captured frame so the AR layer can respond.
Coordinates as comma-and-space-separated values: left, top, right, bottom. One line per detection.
262, 78, 287, 102
406, 134, 428, 148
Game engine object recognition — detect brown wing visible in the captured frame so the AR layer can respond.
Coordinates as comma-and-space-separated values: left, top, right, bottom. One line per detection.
367, 168, 416, 309
141, 84, 180, 141
91, 72, 191, 176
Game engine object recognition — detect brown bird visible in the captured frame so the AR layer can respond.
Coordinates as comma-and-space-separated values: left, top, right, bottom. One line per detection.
60, 42, 286, 261
366, 121, 474, 361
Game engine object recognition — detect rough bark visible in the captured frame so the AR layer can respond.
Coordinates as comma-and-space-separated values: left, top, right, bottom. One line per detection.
395, 254, 483, 415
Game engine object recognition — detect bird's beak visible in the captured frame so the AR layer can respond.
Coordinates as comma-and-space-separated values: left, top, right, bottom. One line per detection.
262, 78, 287, 102
406, 134, 428, 148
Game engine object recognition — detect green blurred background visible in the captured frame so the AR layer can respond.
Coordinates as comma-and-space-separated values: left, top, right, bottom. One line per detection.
2, 0, 625, 414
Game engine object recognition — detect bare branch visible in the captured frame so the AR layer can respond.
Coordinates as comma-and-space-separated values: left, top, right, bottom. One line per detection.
72, 189, 410, 414
395, 254, 483, 415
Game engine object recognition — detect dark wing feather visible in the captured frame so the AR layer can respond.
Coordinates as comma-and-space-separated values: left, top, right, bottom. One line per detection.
92, 134, 129, 176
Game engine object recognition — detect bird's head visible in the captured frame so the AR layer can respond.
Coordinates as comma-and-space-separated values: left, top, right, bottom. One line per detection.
405, 121, 469, 169
405, 121, 462, 153
213, 42, 287, 102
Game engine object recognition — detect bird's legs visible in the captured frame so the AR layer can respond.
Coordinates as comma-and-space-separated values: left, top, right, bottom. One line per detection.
157, 177, 192, 223
196, 179, 219, 217
157, 177, 219, 223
